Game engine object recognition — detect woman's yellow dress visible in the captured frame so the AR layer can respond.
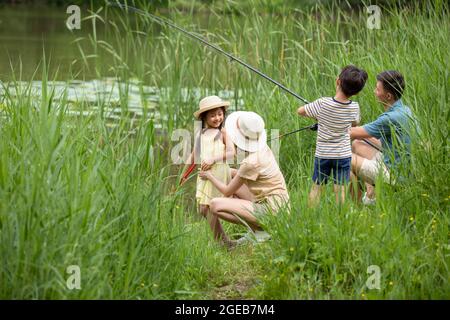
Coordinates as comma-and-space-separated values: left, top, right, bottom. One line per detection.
196, 130, 231, 206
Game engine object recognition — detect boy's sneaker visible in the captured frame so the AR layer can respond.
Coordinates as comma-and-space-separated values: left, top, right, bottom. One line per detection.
362, 192, 376, 206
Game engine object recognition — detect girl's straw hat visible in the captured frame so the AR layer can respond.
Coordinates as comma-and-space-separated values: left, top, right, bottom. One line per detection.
225, 111, 267, 152
193, 95, 230, 119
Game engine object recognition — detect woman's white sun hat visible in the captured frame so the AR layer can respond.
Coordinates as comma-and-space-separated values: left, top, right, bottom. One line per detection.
193, 95, 230, 119
225, 111, 267, 152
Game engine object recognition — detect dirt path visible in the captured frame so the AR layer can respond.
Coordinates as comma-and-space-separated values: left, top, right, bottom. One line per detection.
208, 245, 263, 299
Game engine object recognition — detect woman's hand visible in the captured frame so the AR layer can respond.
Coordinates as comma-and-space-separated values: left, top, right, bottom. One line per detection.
201, 158, 215, 171
199, 170, 212, 181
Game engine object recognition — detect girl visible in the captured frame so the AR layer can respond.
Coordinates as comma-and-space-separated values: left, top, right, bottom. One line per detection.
185, 96, 235, 218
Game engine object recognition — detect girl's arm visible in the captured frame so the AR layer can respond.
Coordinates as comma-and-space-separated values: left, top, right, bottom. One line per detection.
199, 170, 244, 197
220, 128, 236, 162
201, 129, 235, 170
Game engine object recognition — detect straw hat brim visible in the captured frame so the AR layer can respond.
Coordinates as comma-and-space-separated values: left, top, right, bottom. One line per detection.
193, 101, 230, 119
225, 111, 267, 152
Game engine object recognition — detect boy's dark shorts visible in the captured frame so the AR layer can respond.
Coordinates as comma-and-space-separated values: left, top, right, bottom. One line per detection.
313, 157, 351, 185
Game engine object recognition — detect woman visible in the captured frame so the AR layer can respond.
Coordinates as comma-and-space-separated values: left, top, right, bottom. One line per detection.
199, 111, 290, 248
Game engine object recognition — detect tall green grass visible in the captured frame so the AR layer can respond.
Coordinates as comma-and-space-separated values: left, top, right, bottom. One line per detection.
0, 60, 247, 299
0, 0, 448, 298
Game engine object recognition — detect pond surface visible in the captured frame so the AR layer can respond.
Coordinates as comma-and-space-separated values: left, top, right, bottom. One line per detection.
0, 5, 244, 129
0, 78, 243, 130
0, 5, 89, 79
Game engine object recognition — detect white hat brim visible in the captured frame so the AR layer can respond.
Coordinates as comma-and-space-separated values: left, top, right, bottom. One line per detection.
193, 101, 230, 119
225, 111, 267, 152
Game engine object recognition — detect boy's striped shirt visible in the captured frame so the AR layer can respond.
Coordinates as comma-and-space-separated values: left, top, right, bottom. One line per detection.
304, 97, 360, 159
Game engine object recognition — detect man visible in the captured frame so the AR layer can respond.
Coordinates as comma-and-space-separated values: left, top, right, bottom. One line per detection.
350, 70, 414, 204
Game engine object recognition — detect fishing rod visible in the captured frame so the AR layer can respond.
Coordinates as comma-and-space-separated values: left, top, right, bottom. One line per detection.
107, 2, 382, 186
180, 162, 196, 186
268, 123, 318, 142
106, 1, 309, 104
361, 138, 382, 152
177, 123, 318, 186
178, 123, 317, 187
267, 122, 381, 152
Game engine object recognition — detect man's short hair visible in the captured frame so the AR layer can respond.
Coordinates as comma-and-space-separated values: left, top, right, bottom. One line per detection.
376, 70, 405, 100
338, 65, 368, 96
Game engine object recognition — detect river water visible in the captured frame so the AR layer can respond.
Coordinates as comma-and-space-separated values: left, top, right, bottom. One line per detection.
0, 5, 244, 129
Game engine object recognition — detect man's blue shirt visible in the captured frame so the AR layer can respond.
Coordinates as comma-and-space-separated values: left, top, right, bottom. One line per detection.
363, 99, 414, 169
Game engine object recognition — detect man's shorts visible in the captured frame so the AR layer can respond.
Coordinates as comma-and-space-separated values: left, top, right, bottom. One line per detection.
359, 151, 392, 185
313, 157, 351, 185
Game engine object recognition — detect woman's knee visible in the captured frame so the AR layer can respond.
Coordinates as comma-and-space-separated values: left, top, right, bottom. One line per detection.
209, 198, 221, 215
210, 197, 235, 216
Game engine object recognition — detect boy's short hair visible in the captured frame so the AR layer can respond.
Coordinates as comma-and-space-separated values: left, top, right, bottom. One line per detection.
376, 70, 405, 100
338, 65, 368, 96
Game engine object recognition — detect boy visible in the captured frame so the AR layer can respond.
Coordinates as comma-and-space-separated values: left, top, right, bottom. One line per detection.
297, 65, 368, 205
